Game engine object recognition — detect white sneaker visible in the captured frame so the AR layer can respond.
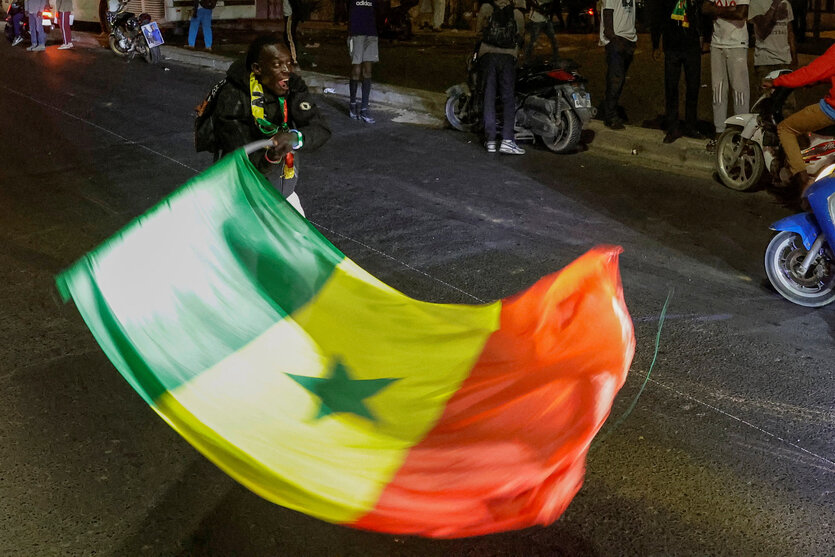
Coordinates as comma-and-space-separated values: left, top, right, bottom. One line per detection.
33, 44, 46, 51
11, 36, 23, 46
58, 42, 73, 49
485, 140, 497, 153
499, 139, 525, 155
26, 44, 36, 51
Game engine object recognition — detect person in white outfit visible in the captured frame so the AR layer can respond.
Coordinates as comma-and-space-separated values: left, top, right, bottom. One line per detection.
704, 0, 750, 146
24, 0, 48, 51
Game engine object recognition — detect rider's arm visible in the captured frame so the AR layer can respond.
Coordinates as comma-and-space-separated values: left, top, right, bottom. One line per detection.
774, 43, 835, 88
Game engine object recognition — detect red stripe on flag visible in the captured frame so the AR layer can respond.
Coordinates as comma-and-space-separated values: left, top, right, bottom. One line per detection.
352, 246, 635, 538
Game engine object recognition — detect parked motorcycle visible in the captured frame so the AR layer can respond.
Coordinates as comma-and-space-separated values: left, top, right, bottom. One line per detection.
765, 164, 835, 307
445, 52, 594, 153
4, 1, 53, 44
106, 0, 163, 64
715, 70, 835, 191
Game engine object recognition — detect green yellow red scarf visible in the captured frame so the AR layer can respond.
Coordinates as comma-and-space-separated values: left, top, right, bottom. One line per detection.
249, 72, 288, 136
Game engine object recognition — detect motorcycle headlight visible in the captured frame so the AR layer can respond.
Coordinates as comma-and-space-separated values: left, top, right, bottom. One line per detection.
126, 18, 139, 31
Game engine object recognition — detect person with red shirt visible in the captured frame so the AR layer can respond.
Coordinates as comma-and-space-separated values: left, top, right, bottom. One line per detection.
764, 43, 835, 192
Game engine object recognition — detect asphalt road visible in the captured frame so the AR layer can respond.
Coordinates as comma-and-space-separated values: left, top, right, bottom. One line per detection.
1, 39, 833, 557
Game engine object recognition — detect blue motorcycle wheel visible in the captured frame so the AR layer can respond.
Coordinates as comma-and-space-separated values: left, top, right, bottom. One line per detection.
764, 231, 835, 307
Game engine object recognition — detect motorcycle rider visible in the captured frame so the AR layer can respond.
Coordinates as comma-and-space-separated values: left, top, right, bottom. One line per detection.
763, 42, 835, 194
214, 35, 331, 215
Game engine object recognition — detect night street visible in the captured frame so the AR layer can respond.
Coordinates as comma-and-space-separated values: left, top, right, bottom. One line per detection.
1, 37, 833, 556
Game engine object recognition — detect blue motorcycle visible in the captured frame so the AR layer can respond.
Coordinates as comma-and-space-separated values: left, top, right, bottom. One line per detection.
765, 166, 835, 307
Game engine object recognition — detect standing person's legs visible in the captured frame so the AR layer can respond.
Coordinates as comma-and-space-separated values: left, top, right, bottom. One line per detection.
358, 36, 378, 122
28, 12, 44, 48
682, 47, 701, 133
525, 22, 542, 60
604, 39, 633, 126
498, 54, 516, 141
726, 47, 749, 117
542, 20, 558, 60
59, 12, 72, 44
201, 8, 213, 49
711, 46, 730, 134
663, 49, 683, 131
432, 0, 446, 29
481, 54, 499, 143
188, 12, 200, 47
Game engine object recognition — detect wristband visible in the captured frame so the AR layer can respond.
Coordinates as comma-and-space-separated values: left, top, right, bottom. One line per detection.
289, 129, 304, 150
264, 150, 282, 164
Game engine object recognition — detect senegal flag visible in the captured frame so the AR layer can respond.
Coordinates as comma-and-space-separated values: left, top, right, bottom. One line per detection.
56, 149, 635, 538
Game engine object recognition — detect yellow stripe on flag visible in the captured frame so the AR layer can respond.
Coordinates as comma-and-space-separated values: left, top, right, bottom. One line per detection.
159, 258, 501, 523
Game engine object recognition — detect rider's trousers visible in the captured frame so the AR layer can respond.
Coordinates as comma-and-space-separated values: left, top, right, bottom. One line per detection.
777, 102, 835, 176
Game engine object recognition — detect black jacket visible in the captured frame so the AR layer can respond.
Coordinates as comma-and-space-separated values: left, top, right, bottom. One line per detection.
214, 59, 331, 176
650, 0, 702, 52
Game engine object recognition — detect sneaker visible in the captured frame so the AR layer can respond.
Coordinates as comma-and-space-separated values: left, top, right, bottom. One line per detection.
33, 44, 45, 51
58, 42, 73, 50
705, 136, 719, 153
486, 140, 497, 153
359, 109, 375, 124
348, 102, 359, 119
25, 44, 36, 51
11, 36, 23, 46
499, 139, 525, 155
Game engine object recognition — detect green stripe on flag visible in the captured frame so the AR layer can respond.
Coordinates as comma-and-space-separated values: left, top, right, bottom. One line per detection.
56, 150, 344, 395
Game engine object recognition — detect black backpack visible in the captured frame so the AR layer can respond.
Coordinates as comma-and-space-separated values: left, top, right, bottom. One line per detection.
194, 78, 226, 158
482, 2, 517, 49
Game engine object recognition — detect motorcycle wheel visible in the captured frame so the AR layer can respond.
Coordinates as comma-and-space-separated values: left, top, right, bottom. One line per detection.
541, 110, 581, 153
715, 126, 765, 191
764, 231, 835, 307
108, 32, 130, 57
143, 45, 161, 64
445, 90, 476, 132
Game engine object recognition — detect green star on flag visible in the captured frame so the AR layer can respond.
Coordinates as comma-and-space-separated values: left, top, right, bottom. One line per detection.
287, 359, 399, 422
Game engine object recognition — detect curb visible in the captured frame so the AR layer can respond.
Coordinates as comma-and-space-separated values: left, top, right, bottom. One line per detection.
75, 30, 714, 174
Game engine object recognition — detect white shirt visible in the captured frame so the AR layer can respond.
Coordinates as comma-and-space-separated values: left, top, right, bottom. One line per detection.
599, 0, 637, 46
710, 0, 751, 48
749, 0, 794, 65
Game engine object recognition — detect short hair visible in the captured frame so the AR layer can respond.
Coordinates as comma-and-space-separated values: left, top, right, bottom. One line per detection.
246, 34, 286, 70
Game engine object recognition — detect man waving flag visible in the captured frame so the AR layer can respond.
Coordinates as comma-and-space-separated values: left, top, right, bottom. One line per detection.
56, 149, 635, 538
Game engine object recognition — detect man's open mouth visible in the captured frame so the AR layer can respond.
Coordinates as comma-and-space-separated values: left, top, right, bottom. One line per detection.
278, 79, 289, 89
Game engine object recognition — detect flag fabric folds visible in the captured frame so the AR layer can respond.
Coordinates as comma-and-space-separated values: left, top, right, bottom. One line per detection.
56, 149, 636, 538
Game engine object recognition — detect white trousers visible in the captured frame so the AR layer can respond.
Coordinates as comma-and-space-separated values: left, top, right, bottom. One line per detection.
711, 46, 750, 133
